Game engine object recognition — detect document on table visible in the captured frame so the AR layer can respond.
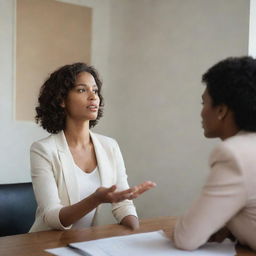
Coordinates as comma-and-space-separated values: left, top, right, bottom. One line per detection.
46, 230, 236, 256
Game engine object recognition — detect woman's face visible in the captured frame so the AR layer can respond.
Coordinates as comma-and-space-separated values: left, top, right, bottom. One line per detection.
201, 88, 222, 138
63, 72, 100, 122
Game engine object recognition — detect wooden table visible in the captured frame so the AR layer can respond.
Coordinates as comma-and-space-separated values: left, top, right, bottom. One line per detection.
0, 216, 255, 256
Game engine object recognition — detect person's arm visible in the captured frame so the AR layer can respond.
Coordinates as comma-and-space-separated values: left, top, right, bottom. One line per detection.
31, 141, 70, 230
208, 226, 236, 243
31, 142, 138, 229
173, 144, 247, 250
60, 182, 154, 227
111, 140, 156, 229
31, 141, 155, 229
119, 180, 157, 230
120, 215, 140, 230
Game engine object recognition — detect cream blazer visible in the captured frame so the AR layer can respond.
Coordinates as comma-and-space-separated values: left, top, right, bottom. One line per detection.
29, 131, 137, 232
174, 131, 256, 251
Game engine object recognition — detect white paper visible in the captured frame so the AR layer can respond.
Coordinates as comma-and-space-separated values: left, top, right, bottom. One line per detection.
46, 246, 83, 256
47, 230, 235, 256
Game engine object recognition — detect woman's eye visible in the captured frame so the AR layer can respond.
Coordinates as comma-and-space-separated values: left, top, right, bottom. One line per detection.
78, 88, 86, 93
93, 89, 99, 94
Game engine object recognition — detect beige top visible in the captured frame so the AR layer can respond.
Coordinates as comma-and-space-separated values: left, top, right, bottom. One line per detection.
174, 131, 256, 251
29, 131, 137, 232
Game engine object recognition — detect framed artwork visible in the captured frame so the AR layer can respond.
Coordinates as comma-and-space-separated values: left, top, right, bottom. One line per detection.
15, 0, 92, 121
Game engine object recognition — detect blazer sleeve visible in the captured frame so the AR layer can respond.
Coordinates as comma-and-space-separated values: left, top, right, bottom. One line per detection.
173, 143, 247, 250
30, 141, 71, 230
110, 140, 138, 223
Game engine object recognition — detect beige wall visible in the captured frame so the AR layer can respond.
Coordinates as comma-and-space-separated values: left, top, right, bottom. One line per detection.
106, 0, 249, 218
249, 0, 256, 56
16, 0, 92, 121
0, 0, 251, 224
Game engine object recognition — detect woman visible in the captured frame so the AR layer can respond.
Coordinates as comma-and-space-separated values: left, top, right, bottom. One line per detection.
30, 63, 155, 232
173, 56, 256, 251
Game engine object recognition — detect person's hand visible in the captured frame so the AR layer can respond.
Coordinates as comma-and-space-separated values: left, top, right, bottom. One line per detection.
94, 181, 156, 204
129, 181, 156, 199
94, 185, 134, 204
208, 227, 236, 243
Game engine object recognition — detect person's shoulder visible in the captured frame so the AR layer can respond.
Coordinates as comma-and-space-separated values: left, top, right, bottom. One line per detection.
210, 131, 256, 163
92, 132, 117, 145
220, 131, 256, 151
30, 133, 57, 152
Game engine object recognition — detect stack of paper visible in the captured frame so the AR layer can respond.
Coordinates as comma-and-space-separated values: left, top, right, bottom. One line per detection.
46, 230, 235, 256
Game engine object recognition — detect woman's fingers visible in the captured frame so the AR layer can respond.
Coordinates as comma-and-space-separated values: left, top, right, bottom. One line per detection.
109, 181, 156, 202
110, 187, 135, 202
133, 181, 157, 196
108, 185, 117, 193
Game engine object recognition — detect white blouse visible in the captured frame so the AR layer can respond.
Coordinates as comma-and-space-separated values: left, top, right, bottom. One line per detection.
72, 165, 101, 229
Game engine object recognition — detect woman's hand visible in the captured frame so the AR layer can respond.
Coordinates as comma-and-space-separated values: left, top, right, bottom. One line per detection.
208, 227, 236, 243
94, 181, 156, 204
131, 181, 156, 198
60, 181, 156, 227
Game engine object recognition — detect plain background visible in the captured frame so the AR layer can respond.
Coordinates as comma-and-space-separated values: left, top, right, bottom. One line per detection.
0, 0, 255, 224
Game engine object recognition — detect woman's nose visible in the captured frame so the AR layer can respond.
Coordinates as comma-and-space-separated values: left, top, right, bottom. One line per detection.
89, 90, 97, 99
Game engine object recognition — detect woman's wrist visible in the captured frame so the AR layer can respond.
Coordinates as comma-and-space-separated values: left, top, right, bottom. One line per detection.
91, 190, 103, 206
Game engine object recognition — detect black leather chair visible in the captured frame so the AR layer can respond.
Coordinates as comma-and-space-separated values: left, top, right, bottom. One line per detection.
0, 182, 37, 236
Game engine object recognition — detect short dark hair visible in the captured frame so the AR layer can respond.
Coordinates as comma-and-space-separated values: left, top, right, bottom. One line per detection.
202, 56, 256, 131
35, 63, 104, 134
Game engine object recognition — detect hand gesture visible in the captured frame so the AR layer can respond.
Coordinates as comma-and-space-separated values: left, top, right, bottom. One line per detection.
94, 181, 156, 204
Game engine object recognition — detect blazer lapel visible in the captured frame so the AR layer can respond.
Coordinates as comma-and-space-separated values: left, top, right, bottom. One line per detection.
90, 131, 114, 187
54, 131, 79, 205
53, 131, 113, 205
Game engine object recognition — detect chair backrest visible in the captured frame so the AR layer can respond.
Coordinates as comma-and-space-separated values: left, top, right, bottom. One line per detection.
0, 182, 37, 236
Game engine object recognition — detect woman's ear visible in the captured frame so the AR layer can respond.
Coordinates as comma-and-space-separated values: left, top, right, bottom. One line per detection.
217, 104, 229, 120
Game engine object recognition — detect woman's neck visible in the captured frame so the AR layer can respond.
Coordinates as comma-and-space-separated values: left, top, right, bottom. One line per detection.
219, 110, 240, 140
220, 128, 240, 140
64, 120, 91, 148
219, 120, 240, 141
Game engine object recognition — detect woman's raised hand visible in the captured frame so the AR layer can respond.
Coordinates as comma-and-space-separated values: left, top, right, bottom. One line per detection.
94, 181, 156, 204
131, 181, 157, 198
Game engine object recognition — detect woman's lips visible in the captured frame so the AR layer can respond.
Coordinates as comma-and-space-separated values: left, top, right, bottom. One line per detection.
87, 105, 98, 111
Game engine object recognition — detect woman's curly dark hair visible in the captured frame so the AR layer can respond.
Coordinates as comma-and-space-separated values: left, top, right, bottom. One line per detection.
202, 56, 256, 131
35, 63, 104, 134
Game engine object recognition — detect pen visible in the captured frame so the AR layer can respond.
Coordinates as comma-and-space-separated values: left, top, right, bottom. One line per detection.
67, 244, 93, 256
